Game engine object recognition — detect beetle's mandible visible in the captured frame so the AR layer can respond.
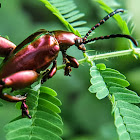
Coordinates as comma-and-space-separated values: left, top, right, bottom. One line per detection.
0, 9, 138, 118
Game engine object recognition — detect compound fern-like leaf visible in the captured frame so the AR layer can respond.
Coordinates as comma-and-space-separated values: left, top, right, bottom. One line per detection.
89, 63, 140, 140
89, 64, 109, 99
115, 100, 140, 140
109, 87, 140, 103
40, 0, 90, 37
4, 87, 63, 140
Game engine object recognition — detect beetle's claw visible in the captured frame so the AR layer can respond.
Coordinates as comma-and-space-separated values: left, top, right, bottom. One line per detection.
41, 78, 47, 84
41, 79, 44, 84
21, 99, 31, 119
64, 64, 72, 76
63, 57, 67, 64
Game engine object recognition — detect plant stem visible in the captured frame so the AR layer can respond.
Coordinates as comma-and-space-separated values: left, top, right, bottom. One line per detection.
88, 48, 140, 61
57, 48, 140, 70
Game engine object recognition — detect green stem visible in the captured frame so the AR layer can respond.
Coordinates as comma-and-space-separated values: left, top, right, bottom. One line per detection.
57, 48, 140, 70
88, 48, 140, 61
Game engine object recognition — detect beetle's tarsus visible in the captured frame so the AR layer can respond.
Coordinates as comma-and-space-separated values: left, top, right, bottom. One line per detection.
62, 50, 67, 64
0, 83, 30, 118
0, 84, 26, 102
21, 99, 31, 119
0, 93, 26, 102
64, 63, 72, 76
0, 82, 27, 102
41, 69, 50, 84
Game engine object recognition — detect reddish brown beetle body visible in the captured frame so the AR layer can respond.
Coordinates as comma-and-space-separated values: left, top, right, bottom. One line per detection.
0, 9, 138, 118
0, 33, 60, 79
0, 30, 82, 89
53, 31, 81, 50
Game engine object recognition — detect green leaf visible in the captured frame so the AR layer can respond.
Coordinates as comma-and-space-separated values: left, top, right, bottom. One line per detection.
104, 77, 130, 87
114, 93, 140, 103
0, 101, 3, 106
4, 118, 32, 133
40, 86, 57, 96
89, 62, 140, 139
89, 64, 109, 99
101, 68, 130, 88
89, 65, 132, 99
114, 101, 140, 140
109, 87, 137, 95
66, 13, 85, 22
109, 87, 140, 103
96, 63, 106, 70
101, 71, 126, 80
15, 102, 22, 110
4, 87, 63, 140
31, 126, 62, 140
104, 68, 120, 74
39, 92, 62, 106
70, 21, 87, 27
114, 107, 131, 140
38, 98, 61, 113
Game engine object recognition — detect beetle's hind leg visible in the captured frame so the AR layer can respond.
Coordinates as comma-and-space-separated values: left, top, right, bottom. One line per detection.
21, 99, 31, 119
0, 70, 39, 118
62, 51, 79, 76
0, 84, 31, 118
0, 70, 38, 102
0, 84, 26, 102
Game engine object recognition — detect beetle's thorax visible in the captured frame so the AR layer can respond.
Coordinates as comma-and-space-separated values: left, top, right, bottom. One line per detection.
53, 30, 80, 51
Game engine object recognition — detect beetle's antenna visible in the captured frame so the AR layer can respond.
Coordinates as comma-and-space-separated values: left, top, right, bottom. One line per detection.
83, 9, 124, 41
82, 34, 138, 46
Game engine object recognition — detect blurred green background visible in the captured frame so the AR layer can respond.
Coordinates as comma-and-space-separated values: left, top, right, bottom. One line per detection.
0, 0, 140, 140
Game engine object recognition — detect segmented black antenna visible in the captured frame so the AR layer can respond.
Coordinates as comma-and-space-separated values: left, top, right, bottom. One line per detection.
79, 9, 138, 47
83, 9, 124, 41
83, 34, 138, 46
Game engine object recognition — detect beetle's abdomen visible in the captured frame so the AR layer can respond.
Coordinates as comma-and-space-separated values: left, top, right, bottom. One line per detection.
0, 34, 60, 79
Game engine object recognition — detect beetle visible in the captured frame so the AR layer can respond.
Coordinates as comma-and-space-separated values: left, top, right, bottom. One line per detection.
0, 9, 138, 118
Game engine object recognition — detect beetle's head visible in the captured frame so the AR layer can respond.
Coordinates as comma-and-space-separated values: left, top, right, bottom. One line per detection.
75, 38, 86, 52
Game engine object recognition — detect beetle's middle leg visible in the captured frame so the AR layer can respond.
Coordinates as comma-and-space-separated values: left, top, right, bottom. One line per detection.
62, 51, 79, 76
41, 60, 57, 84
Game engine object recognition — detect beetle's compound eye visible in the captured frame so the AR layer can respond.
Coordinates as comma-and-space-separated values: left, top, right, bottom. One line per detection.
75, 39, 86, 52
75, 38, 82, 46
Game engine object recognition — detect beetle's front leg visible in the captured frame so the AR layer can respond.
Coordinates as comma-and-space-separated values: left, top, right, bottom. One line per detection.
62, 51, 79, 76
41, 60, 57, 84
62, 50, 67, 64
62, 51, 71, 76
64, 55, 79, 76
